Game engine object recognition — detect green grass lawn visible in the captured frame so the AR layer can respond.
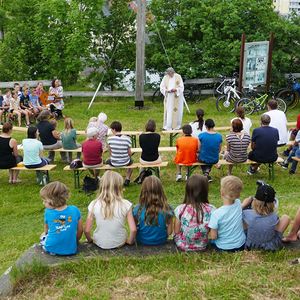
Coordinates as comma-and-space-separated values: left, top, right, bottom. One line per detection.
1, 97, 299, 299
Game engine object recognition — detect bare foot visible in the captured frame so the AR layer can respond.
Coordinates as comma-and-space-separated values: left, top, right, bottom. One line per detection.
282, 235, 299, 243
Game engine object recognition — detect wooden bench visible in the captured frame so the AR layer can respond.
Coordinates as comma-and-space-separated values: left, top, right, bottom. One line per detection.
53, 148, 82, 153
10, 164, 57, 185
179, 157, 284, 180
64, 162, 169, 189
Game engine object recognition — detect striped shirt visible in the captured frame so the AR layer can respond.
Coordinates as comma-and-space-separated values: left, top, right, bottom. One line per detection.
225, 132, 251, 163
107, 135, 131, 167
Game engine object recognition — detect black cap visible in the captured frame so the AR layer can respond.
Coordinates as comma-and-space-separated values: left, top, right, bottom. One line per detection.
255, 185, 276, 203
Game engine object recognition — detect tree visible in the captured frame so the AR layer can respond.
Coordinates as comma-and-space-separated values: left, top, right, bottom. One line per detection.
147, 0, 300, 85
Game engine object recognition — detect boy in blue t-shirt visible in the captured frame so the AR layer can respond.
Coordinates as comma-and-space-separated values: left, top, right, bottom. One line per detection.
40, 181, 83, 255
209, 176, 246, 251
198, 119, 222, 182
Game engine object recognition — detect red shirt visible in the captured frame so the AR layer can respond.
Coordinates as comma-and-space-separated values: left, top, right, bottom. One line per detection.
82, 139, 103, 166
297, 114, 300, 130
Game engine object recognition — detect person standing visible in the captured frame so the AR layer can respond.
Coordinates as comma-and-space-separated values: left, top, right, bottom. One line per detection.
264, 100, 288, 146
160, 68, 185, 130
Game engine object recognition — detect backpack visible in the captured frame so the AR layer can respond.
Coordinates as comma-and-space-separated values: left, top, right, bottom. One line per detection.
82, 175, 99, 194
134, 169, 152, 184
70, 159, 83, 169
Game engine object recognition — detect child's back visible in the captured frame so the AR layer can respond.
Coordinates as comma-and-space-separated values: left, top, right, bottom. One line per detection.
243, 209, 282, 250
133, 204, 173, 245
174, 203, 214, 251
61, 129, 77, 149
208, 176, 245, 251
88, 198, 132, 249
175, 135, 198, 165
44, 205, 81, 255
209, 199, 245, 250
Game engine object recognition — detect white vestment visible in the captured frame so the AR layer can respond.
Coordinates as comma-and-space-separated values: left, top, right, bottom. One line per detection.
160, 73, 184, 130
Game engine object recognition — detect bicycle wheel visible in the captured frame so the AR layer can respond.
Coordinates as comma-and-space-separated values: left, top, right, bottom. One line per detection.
216, 94, 236, 113
152, 87, 164, 103
274, 97, 287, 113
277, 89, 298, 109
236, 98, 255, 115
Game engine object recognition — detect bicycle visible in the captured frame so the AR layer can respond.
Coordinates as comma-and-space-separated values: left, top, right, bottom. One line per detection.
236, 86, 287, 115
215, 75, 242, 113
213, 73, 240, 98
151, 82, 201, 103
275, 73, 300, 109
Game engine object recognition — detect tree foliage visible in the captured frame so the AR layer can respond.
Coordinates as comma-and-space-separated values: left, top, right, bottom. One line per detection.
147, 0, 300, 84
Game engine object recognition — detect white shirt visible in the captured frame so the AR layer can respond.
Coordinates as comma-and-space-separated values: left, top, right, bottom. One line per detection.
231, 117, 252, 135
189, 121, 207, 138
265, 110, 288, 145
88, 199, 132, 249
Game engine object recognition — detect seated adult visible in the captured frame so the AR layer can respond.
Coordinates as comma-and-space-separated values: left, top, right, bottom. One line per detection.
23, 126, 49, 168
198, 119, 222, 182
0, 122, 22, 183
82, 127, 103, 178
225, 119, 251, 175
49, 79, 64, 119
139, 120, 161, 165
189, 109, 206, 138
231, 106, 252, 135
247, 114, 279, 175
264, 100, 288, 146
107, 121, 132, 186
36, 110, 66, 163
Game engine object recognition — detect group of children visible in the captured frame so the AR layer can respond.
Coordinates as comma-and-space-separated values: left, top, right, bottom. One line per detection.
40, 173, 299, 256
0, 83, 44, 127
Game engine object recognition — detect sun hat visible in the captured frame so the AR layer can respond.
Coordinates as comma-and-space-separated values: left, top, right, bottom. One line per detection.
86, 127, 98, 139
255, 185, 276, 203
98, 112, 107, 123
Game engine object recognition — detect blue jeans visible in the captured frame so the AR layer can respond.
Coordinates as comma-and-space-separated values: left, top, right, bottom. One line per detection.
25, 158, 49, 169
286, 146, 300, 172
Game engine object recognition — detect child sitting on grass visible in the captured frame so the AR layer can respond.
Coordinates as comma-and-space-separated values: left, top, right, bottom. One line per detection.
242, 184, 290, 250
174, 124, 199, 182
133, 176, 173, 245
61, 118, 81, 162
174, 175, 215, 251
40, 181, 83, 255
208, 176, 246, 252
8, 91, 30, 127
84, 171, 136, 249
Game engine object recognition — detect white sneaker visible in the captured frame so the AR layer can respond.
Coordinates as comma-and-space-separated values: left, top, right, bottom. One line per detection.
176, 174, 182, 182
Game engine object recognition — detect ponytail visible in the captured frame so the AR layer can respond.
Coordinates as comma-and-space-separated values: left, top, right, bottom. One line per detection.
195, 109, 204, 131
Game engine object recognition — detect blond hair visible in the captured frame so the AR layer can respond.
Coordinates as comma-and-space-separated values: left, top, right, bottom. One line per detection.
96, 171, 124, 219
252, 199, 275, 216
64, 117, 74, 133
89, 117, 98, 123
40, 181, 69, 208
221, 176, 243, 201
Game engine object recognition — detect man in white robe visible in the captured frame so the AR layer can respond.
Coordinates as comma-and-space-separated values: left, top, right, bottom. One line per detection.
160, 68, 184, 130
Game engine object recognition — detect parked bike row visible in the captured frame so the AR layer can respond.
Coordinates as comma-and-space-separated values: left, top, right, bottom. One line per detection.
152, 72, 300, 115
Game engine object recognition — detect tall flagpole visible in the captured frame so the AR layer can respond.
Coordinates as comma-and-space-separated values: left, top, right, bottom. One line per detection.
135, 0, 146, 108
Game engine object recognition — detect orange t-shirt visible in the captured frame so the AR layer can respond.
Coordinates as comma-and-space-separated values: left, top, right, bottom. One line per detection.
174, 136, 199, 165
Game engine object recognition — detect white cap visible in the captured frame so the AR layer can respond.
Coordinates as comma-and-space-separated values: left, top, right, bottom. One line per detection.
98, 112, 107, 123
86, 127, 99, 139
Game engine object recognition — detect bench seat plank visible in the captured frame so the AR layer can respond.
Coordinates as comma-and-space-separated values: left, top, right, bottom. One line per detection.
11, 165, 57, 171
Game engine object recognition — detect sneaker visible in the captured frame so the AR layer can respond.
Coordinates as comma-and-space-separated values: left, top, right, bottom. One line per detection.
283, 149, 290, 157
185, 175, 188, 181
289, 170, 295, 175
247, 167, 256, 175
176, 174, 182, 182
42, 174, 48, 186
124, 179, 130, 187
207, 175, 213, 183
279, 162, 288, 170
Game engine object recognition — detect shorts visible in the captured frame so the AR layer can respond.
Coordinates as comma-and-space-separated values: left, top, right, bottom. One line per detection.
106, 158, 133, 167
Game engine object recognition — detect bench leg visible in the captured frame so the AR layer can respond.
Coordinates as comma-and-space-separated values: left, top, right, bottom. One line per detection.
187, 166, 198, 179
131, 135, 137, 148
169, 133, 179, 147
74, 170, 80, 189
46, 171, 50, 184
147, 167, 160, 178
268, 163, 274, 181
